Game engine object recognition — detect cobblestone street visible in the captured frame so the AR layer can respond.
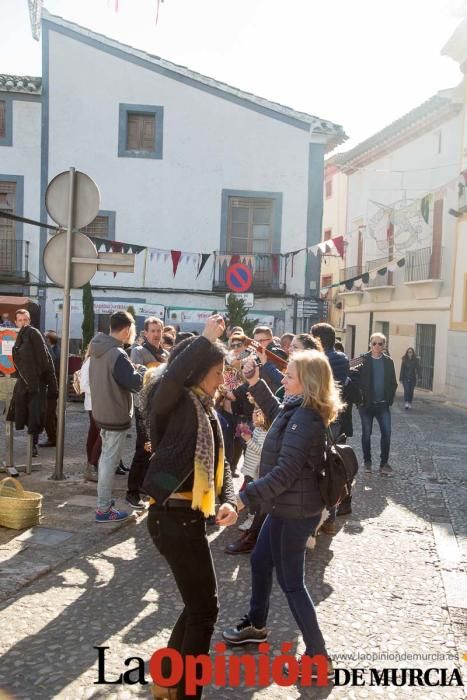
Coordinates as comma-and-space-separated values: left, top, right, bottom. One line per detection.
0, 394, 466, 699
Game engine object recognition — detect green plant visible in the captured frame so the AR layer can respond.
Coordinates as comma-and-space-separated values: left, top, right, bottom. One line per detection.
224, 294, 257, 337
126, 305, 136, 321
81, 282, 95, 353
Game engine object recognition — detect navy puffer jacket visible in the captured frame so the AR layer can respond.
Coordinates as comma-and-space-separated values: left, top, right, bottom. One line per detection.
244, 380, 325, 519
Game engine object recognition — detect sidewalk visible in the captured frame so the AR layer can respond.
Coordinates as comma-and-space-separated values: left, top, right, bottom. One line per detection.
0, 396, 466, 698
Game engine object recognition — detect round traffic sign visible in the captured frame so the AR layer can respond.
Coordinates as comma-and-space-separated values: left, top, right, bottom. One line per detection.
43, 231, 98, 288
0, 327, 18, 375
226, 263, 253, 292
46, 170, 100, 230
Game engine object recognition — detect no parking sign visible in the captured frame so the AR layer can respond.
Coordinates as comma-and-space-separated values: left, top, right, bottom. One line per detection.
0, 327, 18, 375
226, 263, 253, 293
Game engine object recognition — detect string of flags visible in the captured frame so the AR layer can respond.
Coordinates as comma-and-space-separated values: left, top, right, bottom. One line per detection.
322, 256, 407, 291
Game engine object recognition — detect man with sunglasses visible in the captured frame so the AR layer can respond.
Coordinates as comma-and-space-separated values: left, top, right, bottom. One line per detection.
352, 332, 398, 476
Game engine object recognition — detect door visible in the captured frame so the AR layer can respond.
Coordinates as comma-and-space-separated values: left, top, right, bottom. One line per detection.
416, 324, 436, 390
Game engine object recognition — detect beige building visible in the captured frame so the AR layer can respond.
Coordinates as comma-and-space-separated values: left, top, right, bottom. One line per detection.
321, 159, 347, 340
442, 21, 467, 407
328, 84, 465, 398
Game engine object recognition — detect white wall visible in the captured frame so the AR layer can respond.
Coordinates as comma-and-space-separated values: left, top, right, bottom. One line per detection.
46, 28, 312, 300
0, 97, 41, 282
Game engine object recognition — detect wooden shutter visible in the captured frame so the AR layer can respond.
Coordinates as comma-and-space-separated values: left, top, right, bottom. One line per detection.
126, 113, 155, 151
430, 199, 443, 279
0, 102, 5, 138
0, 181, 16, 241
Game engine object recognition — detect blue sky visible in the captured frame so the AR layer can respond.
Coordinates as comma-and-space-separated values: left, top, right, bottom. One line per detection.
1, 0, 465, 149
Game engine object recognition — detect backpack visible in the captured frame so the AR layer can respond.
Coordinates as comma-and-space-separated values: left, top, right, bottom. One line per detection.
317, 431, 359, 509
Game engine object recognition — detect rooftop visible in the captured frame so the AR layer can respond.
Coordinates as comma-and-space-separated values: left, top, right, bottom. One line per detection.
327, 88, 462, 172
0, 75, 41, 94
42, 9, 347, 151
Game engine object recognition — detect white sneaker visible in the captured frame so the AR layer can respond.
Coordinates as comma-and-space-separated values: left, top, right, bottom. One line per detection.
404, 402, 409, 410
238, 513, 255, 531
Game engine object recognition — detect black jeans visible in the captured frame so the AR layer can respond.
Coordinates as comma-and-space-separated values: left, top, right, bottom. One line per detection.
127, 408, 150, 496
147, 505, 219, 700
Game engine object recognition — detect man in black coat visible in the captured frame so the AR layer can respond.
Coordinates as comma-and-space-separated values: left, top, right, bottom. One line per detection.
7, 309, 57, 457
351, 333, 398, 476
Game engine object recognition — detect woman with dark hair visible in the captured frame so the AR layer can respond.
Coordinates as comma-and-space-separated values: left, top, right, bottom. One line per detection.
290, 333, 323, 354
400, 347, 420, 409
144, 315, 238, 700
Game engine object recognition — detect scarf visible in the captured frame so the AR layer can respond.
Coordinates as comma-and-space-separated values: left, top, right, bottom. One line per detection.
188, 387, 225, 517
282, 393, 304, 407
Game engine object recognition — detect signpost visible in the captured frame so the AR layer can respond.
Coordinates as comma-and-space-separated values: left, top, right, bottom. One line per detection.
225, 293, 254, 308
0, 327, 18, 375
226, 263, 253, 293
43, 168, 135, 480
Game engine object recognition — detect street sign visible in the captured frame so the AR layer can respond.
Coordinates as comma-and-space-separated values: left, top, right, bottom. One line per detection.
225, 293, 254, 308
296, 299, 327, 319
0, 328, 18, 375
43, 232, 97, 287
46, 170, 100, 230
226, 263, 253, 292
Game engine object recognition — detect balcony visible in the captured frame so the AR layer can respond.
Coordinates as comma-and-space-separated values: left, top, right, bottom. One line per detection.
404, 246, 443, 299
0, 239, 30, 284
212, 252, 286, 294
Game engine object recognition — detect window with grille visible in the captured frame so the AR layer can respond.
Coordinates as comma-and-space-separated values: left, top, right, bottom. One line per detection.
127, 113, 156, 151
82, 215, 110, 238
227, 197, 273, 254
0, 102, 5, 139
0, 181, 16, 241
325, 177, 333, 198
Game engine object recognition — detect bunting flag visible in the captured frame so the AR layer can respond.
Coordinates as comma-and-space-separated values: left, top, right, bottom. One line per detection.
197, 253, 211, 278
171, 250, 182, 277
331, 235, 345, 258
271, 254, 279, 276
321, 256, 407, 291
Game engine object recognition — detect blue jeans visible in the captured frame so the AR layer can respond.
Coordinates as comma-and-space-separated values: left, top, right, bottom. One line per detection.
358, 403, 391, 466
249, 513, 327, 657
97, 428, 127, 511
402, 379, 415, 403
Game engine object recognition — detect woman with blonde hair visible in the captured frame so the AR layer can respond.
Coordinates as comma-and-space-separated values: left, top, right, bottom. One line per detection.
223, 350, 343, 679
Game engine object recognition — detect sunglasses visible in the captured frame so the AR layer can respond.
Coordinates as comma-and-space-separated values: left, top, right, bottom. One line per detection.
231, 342, 243, 349
372, 342, 384, 346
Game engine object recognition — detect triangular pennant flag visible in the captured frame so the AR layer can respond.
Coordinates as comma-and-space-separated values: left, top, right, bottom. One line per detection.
308, 244, 319, 256
397, 257, 406, 267
361, 272, 370, 284
171, 250, 182, 277
353, 277, 364, 289
318, 241, 328, 254
197, 253, 211, 278
331, 235, 345, 258
230, 254, 240, 265
378, 267, 387, 276
163, 252, 170, 263
345, 278, 355, 291
387, 260, 398, 272
369, 269, 378, 280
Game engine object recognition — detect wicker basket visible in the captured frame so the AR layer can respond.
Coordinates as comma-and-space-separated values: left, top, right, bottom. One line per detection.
0, 477, 42, 530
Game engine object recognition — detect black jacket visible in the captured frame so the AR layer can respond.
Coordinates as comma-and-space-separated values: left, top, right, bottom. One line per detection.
351, 352, 398, 407
144, 336, 236, 509
243, 380, 325, 519
400, 357, 420, 383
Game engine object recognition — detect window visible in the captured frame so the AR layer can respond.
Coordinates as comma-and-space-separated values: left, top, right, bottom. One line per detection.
0, 181, 16, 241
0, 102, 5, 139
321, 274, 333, 288
0, 181, 17, 273
325, 177, 333, 198
118, 104, 164, 159
81, 211, 116, 239
324, 228, 332, 241
227, 197, 274, 254
127, 113, 155, 151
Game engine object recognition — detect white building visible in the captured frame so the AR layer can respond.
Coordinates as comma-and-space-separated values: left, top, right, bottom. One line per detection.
334, 88, 463, 395
1, 11, 346, 341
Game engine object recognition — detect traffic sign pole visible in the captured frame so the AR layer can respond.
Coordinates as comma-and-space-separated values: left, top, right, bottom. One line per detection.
53, 167, 76, 481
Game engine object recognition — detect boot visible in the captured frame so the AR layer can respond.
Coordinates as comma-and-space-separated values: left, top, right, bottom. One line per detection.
151, 683, 177, 699
225, 531, 257, 554
84, 463, 98, 482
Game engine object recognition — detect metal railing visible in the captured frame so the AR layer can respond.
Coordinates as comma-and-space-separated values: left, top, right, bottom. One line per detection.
0, 239, 29, 281
213, 252, 286, 293
404, 246, 443, 282
366, 255, 391, 287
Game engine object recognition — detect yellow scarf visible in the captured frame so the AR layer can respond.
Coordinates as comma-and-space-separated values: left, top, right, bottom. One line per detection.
188, 387, 224, 517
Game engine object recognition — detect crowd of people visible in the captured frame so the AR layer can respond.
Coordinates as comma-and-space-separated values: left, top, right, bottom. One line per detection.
4, 306, 419, 698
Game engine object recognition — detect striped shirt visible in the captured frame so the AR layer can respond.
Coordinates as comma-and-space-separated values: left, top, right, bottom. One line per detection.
242, 427, 267, 480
